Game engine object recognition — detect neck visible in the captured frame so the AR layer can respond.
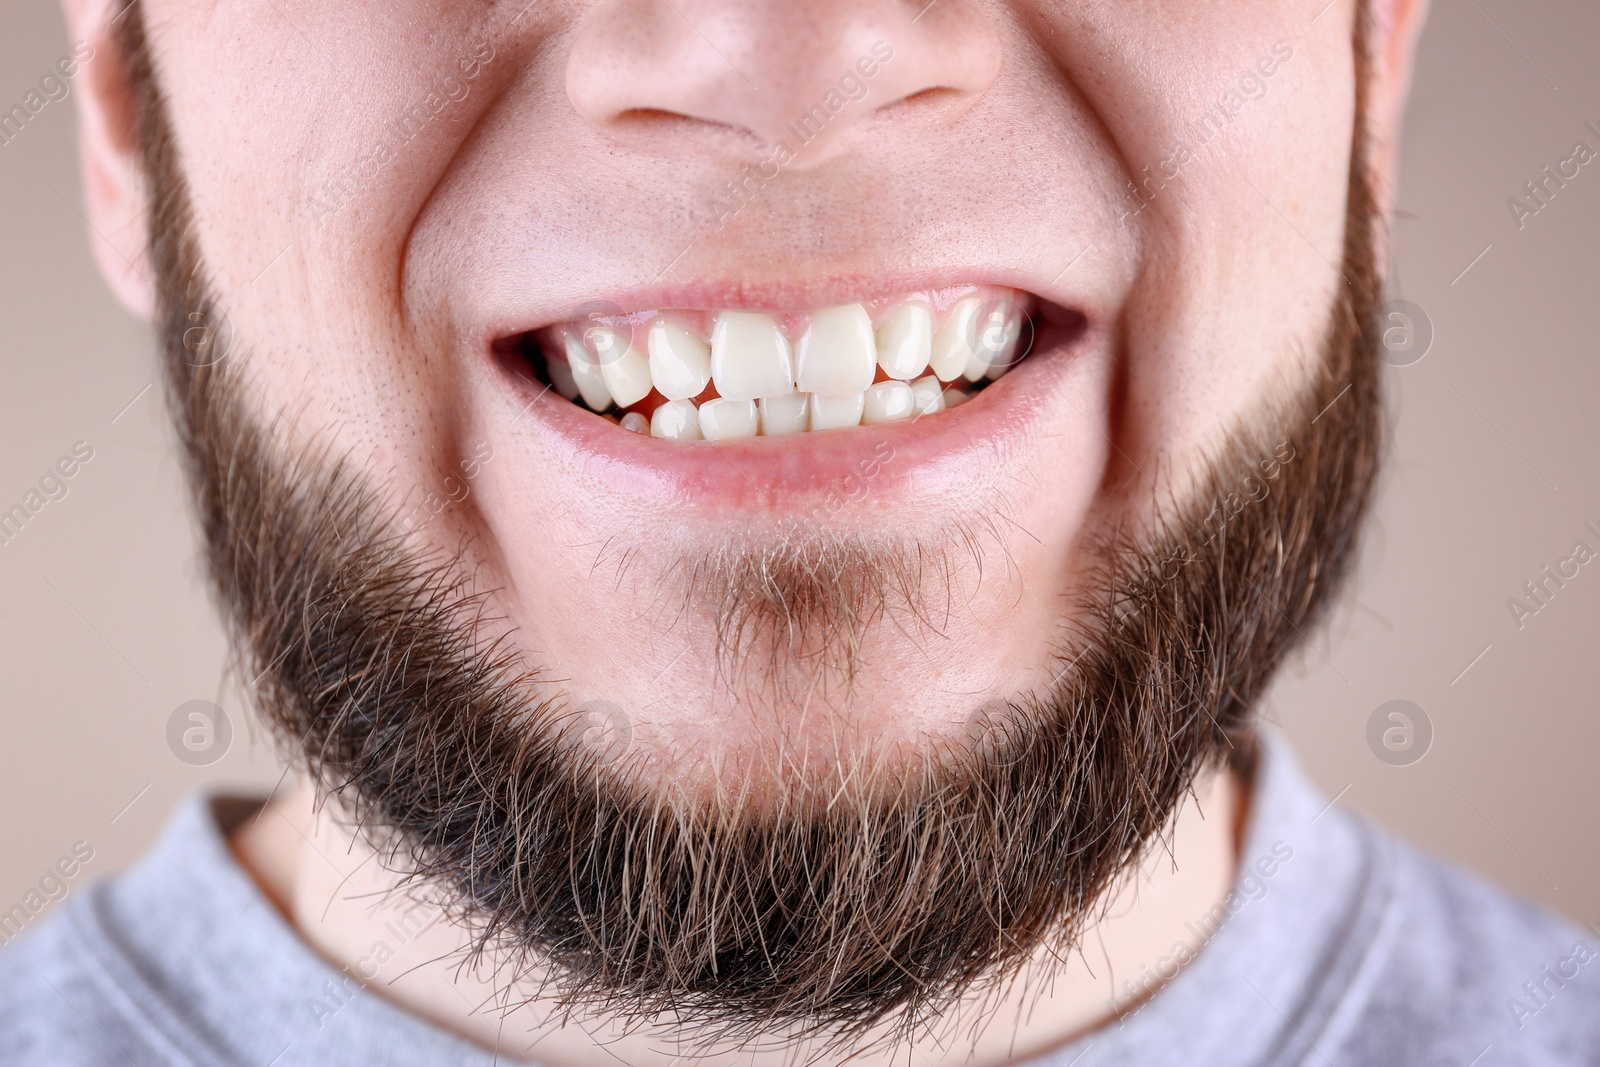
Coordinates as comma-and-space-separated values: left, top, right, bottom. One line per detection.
233, 761, 1247, 1067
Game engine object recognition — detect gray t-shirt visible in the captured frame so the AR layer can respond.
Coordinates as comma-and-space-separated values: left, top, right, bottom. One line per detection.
2, 732, 1596, 1066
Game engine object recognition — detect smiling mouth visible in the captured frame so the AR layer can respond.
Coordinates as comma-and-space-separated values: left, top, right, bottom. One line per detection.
504, 285, 1041, 440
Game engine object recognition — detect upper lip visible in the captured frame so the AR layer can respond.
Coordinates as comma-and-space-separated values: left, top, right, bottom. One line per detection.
477, 272, 1091, 352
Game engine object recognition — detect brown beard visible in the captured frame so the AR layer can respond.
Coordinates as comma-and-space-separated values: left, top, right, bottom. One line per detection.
664, 515, 1000, 710
120, 1, 1382, 1050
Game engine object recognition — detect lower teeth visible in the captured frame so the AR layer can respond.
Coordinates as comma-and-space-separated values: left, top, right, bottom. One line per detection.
540, 358, 996, 439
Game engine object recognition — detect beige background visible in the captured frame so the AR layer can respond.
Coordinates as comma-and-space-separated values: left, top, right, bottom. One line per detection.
1, 1, 1596, 932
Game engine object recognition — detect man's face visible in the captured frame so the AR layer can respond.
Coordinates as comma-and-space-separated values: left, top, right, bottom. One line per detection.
137, 0, 1357, 778
101, 0, 1391, 1042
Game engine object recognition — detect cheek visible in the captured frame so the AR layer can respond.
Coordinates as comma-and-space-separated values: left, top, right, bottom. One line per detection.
153, 1, 494, 447
1104, 19, 1355, 478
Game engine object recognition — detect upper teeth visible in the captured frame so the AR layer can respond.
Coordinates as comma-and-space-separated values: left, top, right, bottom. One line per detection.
796, 304, 877, 396
646, 321, 712, 400
592, 328, 653, 408
540, 289, 1030, 439
875, 303, 933, 381
711, 312, 794, 401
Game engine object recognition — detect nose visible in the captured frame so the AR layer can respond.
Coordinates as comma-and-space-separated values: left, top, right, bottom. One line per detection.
565, 0, 1002, 164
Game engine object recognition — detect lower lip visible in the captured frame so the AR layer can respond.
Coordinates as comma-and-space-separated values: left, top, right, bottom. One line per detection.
491, 326, 1085, 511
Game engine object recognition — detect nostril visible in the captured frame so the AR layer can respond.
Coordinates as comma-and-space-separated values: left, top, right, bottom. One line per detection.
872, 86, 963, 120
614, 107, 721, 131
608, 108, 766, 150
614, 107, 696, 127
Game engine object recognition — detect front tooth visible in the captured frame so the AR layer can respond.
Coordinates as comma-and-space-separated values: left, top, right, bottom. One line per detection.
711, 313, 794, 401
909, 375, 944, 416
808, 391, 865, 431
942, 386, 971, 409
647, 320, 712, 400
929, 298, 980, 382
759, 393, 809, 436
591, 328, 653, 407
862, 381, 915, 424
964, 307, 1021, 383
796, 304, 876, 395
698, 398, 760, 440
650, 398, 703, 439
563, 331, 614, 411
619, 411, 650, 434
875, 303, 932, 380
